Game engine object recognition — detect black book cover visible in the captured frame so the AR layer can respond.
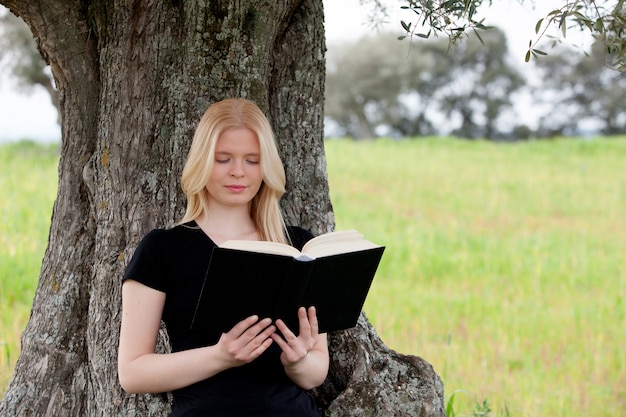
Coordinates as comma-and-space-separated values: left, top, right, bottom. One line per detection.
190, 246, 385, 334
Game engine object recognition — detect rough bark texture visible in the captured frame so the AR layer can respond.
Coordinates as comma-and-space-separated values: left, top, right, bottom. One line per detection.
318, 315, 445, 417
0, 1, 445, 416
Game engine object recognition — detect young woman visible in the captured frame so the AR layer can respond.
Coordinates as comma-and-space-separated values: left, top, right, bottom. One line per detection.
118, 98, 329, 416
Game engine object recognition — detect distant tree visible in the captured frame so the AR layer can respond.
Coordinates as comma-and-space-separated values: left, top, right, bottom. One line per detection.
0, 8, 59, 123
325, 32, 445, 139
390, 41, 452, 137
511, 124, 534, 140
534, 41, 626, 136
437, 28, 525, 139
325, 32, 410, 139
326, 28, 523, 139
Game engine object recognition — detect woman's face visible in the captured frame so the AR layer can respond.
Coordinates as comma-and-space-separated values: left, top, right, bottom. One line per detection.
206, 127, 263, 210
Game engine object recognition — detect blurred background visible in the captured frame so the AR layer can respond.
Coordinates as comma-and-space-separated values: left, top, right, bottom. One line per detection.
1, 0, 621, 143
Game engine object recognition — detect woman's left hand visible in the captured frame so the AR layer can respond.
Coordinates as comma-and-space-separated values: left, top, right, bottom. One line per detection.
271, 306, 320, 366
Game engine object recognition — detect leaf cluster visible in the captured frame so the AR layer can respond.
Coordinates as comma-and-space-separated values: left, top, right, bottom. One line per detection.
398, 0, 494, 46
526, 0, 626, 70
398, 0, 626, 71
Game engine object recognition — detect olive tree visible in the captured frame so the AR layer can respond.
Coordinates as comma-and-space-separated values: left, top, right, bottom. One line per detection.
0, 1, 444, 416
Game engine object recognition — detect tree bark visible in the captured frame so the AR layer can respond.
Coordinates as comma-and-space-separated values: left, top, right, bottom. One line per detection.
0, 1, 445, 416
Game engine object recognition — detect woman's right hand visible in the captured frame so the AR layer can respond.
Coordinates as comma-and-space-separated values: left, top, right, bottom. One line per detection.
216, 315, 276, 367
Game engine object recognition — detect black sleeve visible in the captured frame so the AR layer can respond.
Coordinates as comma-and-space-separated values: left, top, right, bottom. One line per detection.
286, 226, 315, 251
123, 229, 169, 293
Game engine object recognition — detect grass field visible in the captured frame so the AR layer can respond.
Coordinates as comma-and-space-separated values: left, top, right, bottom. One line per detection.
326, 137, 626, 416
1, 137, 625, 416
0, 141, 58, 392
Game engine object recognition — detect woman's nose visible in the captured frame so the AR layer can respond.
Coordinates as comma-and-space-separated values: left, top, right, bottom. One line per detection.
230, 160, 244, 177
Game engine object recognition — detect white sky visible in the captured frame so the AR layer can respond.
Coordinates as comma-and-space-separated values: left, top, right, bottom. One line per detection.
0, 0, 586, 142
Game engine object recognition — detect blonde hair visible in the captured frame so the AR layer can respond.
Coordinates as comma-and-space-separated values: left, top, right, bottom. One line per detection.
180, 98, 288, 244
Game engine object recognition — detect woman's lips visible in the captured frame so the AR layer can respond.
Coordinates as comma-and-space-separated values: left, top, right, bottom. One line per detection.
226, 185, 246, 192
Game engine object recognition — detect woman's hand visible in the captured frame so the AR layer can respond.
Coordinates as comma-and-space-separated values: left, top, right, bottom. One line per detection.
271, 306, 319, 366
271, 306, 329, 389
217, 315, 276, 367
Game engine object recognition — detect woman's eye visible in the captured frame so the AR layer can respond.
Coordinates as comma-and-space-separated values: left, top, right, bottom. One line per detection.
215, 158, 230, 163
246, 159, 260, 165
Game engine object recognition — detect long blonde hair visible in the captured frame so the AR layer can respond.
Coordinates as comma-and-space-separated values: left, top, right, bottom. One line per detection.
180, 98, 288, 244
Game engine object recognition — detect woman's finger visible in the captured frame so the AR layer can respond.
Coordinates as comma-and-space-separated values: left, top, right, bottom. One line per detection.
296, 307, 311, 336
307, 306, 319, 335
274, 318, 296, 340
227, 315, 272, 340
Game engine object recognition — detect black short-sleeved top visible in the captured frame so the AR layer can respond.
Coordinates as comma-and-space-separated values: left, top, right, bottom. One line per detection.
123, 221, 321, 417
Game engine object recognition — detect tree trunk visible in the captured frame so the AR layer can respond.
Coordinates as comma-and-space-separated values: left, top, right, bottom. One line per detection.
0, 1, 445, 416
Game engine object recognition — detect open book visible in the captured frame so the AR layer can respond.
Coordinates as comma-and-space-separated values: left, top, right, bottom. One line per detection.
191, 230, 385, 335
220, 229, 381, 259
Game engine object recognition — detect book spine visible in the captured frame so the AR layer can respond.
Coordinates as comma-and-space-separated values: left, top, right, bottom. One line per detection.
273, 259, 316, 331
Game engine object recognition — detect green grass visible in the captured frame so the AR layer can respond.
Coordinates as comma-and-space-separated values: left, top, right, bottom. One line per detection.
0, 140, 58, 391
2, 137, 625, 417
326, 137, 626, 416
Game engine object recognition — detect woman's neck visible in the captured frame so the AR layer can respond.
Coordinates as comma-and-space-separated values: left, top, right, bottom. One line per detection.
195, 207, 258, 245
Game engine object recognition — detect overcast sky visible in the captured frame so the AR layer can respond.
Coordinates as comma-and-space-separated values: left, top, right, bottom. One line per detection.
0, 1, 581, 142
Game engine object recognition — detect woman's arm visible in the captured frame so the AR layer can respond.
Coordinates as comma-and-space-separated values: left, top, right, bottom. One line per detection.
118, 279, 277, 394
271, 306, 330, 390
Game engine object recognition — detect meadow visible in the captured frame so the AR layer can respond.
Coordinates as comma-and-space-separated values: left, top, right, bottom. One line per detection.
0, 141, 59, 392
1, 137, 625, 416
325, 137, 626, 417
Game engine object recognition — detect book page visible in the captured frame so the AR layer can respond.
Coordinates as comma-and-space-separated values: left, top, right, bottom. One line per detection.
303, 238, 381, 258
220, 240, 301, 257
300, 230, 363, 253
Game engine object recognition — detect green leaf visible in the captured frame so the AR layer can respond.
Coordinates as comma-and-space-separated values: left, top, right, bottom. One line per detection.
525, 50, 531, 62
446, 393, 457, 417
595, 17, 605, 32
474, 22, 494, 30
532, 48, 548, 56
397, 35, 407, 41
535, 18, 544, 34
401, 20, 412, 32
560, 11, 568, 37
472, 28, 485, 45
